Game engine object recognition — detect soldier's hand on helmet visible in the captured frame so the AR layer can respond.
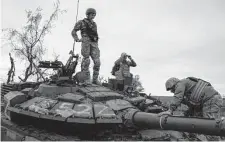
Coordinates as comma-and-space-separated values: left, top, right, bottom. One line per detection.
157, 110, 173, 117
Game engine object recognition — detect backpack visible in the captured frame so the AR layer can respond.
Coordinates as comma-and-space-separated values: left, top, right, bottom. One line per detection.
111, 64, 120, 76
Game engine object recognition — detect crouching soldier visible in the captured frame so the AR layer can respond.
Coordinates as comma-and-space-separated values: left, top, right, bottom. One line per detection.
160, 77, 223, 140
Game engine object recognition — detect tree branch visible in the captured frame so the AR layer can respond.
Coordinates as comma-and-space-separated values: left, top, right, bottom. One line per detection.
2, 1, 64, 82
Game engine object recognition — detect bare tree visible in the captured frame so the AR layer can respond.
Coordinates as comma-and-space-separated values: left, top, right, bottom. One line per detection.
132, 74, 145, 92
52, 50, 60, 61
2, 0, 66, 82
7, 53, 15, 84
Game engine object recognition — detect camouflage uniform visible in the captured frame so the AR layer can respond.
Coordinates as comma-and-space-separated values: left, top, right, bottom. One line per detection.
169, 77, 223, 119
114, 54, 137, 80
71, 18, 100, 83
168, 77, 223, 140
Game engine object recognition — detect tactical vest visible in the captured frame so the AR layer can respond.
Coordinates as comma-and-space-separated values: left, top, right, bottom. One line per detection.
120, 62, 131, 77
81, 19, 98, 42
186, 77, 211, 105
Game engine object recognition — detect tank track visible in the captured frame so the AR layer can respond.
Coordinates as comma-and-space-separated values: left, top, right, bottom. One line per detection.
1, 113, 80, 141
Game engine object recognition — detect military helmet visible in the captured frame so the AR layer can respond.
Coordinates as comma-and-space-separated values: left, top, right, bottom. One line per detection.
121, 52, 127, 56
86, 8, 96, 15
165, 77, 180, 91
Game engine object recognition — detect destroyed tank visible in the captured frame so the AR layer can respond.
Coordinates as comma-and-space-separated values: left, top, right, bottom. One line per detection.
2, 51, 225, 141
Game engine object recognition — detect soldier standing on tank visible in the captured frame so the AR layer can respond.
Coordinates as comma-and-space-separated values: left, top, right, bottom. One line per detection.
159, 77, 223, 140
111, 53, 137, 80
71, 8, 100, 84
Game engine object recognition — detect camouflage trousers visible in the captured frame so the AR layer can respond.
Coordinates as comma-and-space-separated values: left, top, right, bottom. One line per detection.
81, 39, 100, 82
185, 94, 223, 118
186, 94, 223, 141
203, 94, 223, 141
202, 94, 223, 119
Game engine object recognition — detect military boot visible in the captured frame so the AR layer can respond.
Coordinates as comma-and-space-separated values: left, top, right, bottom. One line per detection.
92, 80, 101, 85
92, 70, 100, 85
82, 71, 91, 85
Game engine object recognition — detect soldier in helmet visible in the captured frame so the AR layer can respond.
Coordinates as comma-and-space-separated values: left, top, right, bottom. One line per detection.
71, 8, 100, 84
161, 77, 223, 118
159, 77, 223, 140
112, 53, 137, 80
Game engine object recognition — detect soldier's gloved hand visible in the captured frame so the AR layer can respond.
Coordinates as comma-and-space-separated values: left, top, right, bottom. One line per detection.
157, 110, 173, 117
78, 38, 84, 42
127, 55, 132, 59
74, 37, 81, 42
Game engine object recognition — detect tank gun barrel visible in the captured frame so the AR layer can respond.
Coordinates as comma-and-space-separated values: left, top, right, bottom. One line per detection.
127, 110, 225, 136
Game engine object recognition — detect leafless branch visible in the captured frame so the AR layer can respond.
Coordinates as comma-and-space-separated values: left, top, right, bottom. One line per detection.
2, 1, 65, 82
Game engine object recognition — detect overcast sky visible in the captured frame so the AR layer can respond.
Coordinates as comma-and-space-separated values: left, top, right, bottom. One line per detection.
1, 0, 225, 96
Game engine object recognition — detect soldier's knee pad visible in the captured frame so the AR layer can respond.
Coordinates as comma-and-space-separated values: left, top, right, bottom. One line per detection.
93, 58, 100, 69
93, 65, 100, 71
81, 57, 90, 67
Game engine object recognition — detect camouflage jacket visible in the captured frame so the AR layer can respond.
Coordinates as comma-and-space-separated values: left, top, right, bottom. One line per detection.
170, 78, 219, 111
71, 18, 98, 42
114, 58, 136, 77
